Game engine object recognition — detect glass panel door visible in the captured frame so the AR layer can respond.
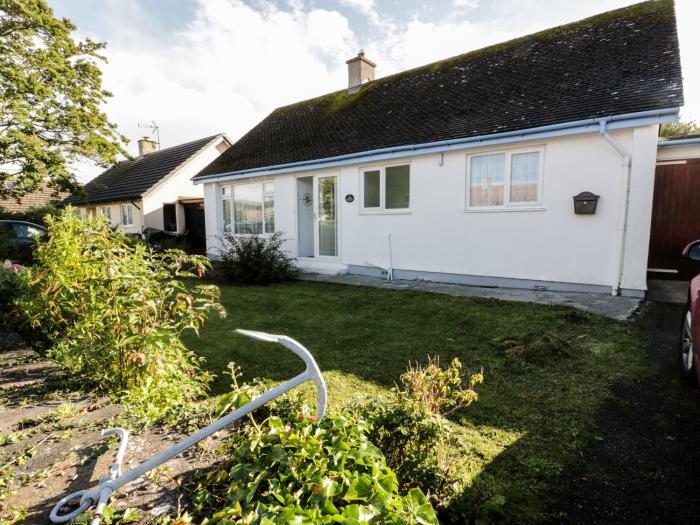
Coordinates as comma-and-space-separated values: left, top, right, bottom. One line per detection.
316, 176, 337, 257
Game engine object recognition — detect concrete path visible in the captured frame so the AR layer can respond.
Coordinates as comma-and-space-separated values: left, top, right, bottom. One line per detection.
298, 273, 641, 320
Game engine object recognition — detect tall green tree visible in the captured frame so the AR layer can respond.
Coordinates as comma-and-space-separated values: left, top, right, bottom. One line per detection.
0, 0, 127, 200
660, 119, 700, 139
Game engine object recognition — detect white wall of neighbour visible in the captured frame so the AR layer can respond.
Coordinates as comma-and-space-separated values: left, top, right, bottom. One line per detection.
203, 126, 659, 295
657, 143, 700, 161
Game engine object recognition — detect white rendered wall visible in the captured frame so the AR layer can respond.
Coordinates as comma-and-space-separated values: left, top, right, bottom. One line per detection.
657, 143, 700, 161
77, 200, 144, 235
204, 127, 659, 294
142, 139, 225, 233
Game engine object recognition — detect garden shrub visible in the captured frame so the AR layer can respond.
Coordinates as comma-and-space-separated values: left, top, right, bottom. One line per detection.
0, 203, 57, 226
17, 208, 225, 422
354, 357, 483, 511
0, 260, 24, 323
190, 411, 439, 524
217, 232, 295, 285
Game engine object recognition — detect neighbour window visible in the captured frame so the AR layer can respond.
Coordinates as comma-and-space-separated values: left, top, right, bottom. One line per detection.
100, 206, 112, 223
220, 181, 275, 234
121, 203, 134, 226
361, 164, 410, 210
163, 203, 177, 232
468, 149, 542, 208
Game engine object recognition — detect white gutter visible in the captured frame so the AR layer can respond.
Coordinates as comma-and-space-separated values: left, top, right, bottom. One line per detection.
194, 107, 679, 185
599, 119, 632, 297
657, 137, 700, 148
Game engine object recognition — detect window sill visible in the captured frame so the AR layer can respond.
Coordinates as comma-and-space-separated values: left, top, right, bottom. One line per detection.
464, 206, 545, 214
359, 209, 412, 216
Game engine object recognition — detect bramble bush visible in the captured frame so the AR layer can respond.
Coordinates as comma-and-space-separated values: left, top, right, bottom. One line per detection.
17, 208, 226, 421
355, 357, 483, 511
217, 232, 295, 285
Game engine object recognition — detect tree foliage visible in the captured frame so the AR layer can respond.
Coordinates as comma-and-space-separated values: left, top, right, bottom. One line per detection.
659, 119, 700, 138
0, 0, 127, 200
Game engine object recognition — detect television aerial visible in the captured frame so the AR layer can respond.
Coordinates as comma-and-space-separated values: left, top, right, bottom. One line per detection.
137, 120, 160, 150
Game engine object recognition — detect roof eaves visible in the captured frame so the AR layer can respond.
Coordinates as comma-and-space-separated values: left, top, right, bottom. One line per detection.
194, 106, 680, 184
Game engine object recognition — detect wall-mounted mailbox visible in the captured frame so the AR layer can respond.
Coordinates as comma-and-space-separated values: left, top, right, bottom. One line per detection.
573, 191, 599, 215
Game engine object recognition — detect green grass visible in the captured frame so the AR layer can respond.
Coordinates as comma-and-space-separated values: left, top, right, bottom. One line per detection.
182, 280, 646, 523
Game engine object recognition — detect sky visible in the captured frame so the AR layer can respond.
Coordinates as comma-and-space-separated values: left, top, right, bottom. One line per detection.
46, 0, 700, 182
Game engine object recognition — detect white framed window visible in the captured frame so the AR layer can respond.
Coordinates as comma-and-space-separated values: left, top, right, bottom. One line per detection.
220, 181, 275, 235
361, 163, 410, 211
121, 203, 134, 226
100, 206, 112, 223
466, 148, 543, 209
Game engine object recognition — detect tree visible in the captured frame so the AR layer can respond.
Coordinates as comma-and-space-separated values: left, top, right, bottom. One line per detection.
0, 0, 127, 201
659, 119, 700, 139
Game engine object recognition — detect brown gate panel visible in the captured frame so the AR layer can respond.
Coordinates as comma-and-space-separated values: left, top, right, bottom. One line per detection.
648, 159, 700, 280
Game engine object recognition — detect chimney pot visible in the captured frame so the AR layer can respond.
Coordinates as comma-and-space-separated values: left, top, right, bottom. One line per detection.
138, 136, 158, 157
346, 51, 375, 93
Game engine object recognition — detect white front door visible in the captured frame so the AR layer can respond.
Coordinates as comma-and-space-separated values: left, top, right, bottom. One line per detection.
314, 174, 338, 258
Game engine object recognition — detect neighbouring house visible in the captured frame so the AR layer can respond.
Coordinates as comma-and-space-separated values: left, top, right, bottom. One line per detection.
64, 134, 230, 251
649, 134, 700, 280
0, 181, 68, 214
195, 0, 682, 298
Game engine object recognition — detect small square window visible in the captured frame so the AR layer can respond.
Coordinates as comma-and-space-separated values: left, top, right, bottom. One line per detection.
362, 165, 410, 211
121, 204, 134, 226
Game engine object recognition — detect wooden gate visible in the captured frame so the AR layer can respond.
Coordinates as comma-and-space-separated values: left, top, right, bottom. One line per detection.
647, 158, 700, 280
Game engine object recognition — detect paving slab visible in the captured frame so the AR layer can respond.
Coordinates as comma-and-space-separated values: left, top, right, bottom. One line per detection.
297, 273, 641, 320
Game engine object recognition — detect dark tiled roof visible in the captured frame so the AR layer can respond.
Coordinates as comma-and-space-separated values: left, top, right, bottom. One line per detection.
0, 183, 68, 212
65, 135, 222, 205
196, 0, 683, 178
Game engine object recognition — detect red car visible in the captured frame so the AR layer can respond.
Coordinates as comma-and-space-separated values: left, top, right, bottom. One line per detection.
681, 240, 700, 384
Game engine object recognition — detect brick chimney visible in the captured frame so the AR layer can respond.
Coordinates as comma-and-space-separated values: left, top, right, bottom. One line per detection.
346, 50, 375, 93
138, 136, 158, 156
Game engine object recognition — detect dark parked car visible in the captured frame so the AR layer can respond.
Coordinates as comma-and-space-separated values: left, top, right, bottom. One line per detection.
0, 220, 47, 264
681, 239, 700, 385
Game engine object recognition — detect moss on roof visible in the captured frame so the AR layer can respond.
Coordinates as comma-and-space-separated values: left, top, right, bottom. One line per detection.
196, 0, 682, 177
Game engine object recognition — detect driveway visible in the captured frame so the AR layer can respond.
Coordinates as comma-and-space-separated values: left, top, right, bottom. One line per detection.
545, 300, 700, 524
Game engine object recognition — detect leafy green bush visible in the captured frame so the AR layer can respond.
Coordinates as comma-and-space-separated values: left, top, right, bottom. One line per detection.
0, 260, 24, 324
191, 411, 439, 524
0, 204, 57, 226
17, 208, 225, 421
355, 357, 483, 511
217, 232, 295, 285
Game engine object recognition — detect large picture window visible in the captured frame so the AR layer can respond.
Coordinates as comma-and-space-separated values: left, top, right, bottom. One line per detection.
467, 148, 543, 209
361, 164, 410, 211
221, 181, 275, 234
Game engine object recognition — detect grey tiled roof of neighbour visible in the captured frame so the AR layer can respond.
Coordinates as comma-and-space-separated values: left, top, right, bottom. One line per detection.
195, 0, 683, 179
65, 135, 222, 206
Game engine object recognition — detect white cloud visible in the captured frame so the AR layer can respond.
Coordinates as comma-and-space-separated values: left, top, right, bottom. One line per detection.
452, 0, 479, 10
92, 0, 356, 162
339, 0, 385, 28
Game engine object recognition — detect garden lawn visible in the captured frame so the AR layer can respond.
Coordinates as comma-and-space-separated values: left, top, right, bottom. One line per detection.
182, 280, 645, 523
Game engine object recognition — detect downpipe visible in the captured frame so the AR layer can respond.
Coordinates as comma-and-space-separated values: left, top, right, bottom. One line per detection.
599, 120, 632, 296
